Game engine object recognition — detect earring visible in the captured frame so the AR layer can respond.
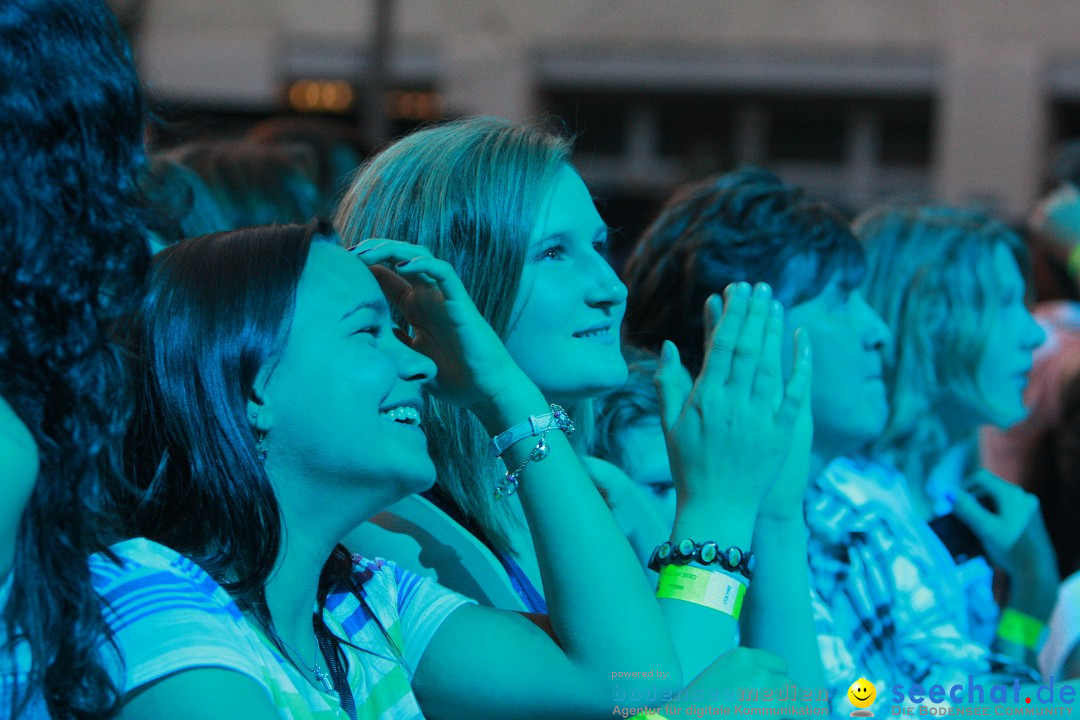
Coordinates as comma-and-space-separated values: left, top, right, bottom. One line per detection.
256, 431, 267, 463
251, 410, 267, 463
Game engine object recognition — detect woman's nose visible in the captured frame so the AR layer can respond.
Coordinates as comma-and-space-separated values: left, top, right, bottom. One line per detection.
1022, 311, 1047, 352
394, 334, 437, 384
584, 259, 628, 308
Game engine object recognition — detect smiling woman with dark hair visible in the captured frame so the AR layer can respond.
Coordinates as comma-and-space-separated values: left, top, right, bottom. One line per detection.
90, 218, 684, 720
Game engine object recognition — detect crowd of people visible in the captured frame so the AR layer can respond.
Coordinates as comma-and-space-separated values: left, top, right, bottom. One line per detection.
4, 2, 1080, 718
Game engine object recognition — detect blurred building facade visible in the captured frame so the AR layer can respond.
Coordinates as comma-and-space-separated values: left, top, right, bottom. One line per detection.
119, 0, 1080, 222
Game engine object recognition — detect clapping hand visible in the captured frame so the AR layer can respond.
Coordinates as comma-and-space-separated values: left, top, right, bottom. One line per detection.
654, 282, 811, 515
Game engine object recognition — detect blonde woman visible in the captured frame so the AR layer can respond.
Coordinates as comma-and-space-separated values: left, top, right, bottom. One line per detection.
857, 205, 1056, 675
335, 118, 821, 689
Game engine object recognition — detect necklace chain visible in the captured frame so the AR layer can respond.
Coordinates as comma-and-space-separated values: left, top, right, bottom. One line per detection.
279, 633, 335, 694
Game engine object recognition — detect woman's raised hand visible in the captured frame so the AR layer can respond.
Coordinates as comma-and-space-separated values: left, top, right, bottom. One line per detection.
654, 282, 811, 515
351, 239, 530, 416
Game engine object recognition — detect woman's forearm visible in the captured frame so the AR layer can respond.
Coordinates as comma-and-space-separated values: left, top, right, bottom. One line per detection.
741, 517, 825, 687
658, 499, 753, 681
473, 382, 684, 695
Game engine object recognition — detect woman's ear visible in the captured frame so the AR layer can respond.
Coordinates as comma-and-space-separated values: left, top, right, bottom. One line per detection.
247, 366, 275, 434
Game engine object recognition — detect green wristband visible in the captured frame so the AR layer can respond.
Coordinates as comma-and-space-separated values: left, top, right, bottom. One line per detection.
1068, 243, 1080, 279
997, 608, 1047, 652
656, 565, 746, 619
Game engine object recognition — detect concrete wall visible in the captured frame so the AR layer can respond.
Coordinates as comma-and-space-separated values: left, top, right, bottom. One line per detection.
120, 0, 1080, 216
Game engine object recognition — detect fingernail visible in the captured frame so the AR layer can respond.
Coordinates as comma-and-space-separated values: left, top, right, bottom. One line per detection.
737, 281, 752, 297
661, 340, 674, 362
770, 300, 782, 317
755, 282, 772, 299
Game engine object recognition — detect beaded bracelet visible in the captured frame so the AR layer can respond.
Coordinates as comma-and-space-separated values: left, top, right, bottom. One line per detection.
648, 538, 755, 581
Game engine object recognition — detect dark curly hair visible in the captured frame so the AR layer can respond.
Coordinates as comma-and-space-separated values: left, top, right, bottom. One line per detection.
623, 166, 864, 374
0, 1, 149, 717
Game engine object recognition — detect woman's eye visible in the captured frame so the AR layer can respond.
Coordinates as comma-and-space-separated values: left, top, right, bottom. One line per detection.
538, 245, 565, 261
352, 325, 380, 338
593, 239, 610, 259
646, 481, 675, 498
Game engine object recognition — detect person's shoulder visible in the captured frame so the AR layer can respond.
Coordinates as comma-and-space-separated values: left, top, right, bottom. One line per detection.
88, 541, 271, 696
90, 538, 238, 620
91, 538, 203, 585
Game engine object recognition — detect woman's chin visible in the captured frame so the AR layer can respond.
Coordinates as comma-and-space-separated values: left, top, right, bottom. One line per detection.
405, 465, 438, 494
544, 367, 630, 407
990, 403, 1030, 430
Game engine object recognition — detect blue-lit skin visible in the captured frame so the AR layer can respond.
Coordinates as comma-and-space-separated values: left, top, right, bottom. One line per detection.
615, 419, 676, 525
931, 244, 1054, 629
781, 272, 893, 470
862, 225, 1059, 674
934, 243, 1045, 434
124, 228, 685, 718
252, 243, 438, 510
0, 395, 38, 579
503, 166, 628, 408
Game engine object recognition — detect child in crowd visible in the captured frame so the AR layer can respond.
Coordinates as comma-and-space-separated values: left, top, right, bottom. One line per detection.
591, 348, 674, 553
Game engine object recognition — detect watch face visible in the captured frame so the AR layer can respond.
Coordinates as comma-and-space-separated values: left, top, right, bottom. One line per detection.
699, 542, 718, 564
657, 542, 672, 561
726, 546, 742, 568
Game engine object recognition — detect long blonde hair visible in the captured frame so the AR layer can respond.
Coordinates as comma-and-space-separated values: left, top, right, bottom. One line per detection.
334, 116, 592, 553
856, 204, 1029, 483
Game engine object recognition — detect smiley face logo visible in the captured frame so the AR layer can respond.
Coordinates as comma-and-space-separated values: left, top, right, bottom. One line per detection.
847, 678, 876, 715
